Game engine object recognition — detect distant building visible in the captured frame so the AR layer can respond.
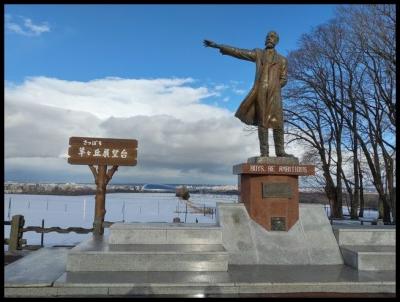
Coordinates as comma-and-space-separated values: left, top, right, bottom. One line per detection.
142, 184, 176, 193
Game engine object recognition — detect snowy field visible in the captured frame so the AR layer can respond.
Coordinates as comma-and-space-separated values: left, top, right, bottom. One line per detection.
4, 193, 378, 249
4, 193, 238, 248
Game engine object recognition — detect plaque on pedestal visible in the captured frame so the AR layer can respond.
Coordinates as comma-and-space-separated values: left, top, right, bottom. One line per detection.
233, 157, 315, 232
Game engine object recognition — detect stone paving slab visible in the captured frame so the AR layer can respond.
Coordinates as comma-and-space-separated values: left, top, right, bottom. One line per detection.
227, 264, 395, 283
107, 285, 240, 296
4, 247, 69, 287
52, 265, 395, 295
53, 264, 395, 287
236, 282, 395, 294
340, 245, 396, 271
54, 270, 234, 287
5, 287, 59, 297
50, 265, 396, 296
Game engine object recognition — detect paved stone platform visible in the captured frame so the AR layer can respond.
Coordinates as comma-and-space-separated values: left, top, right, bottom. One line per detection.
4, 247, 395, 297
5, 247, 69, 288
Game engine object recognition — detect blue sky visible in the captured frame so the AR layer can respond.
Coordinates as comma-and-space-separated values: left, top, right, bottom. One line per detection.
5, 4, 339, 184
5, 4, 337, 110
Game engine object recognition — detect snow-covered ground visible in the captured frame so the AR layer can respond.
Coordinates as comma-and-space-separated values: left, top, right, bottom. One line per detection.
4, 193, 237, 248
4, 193, 378, 249
322, 205, 379, 221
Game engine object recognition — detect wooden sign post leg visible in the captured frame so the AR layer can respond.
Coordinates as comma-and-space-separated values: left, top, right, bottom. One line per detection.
89, 164, 119, 236
91, 165, 107, 235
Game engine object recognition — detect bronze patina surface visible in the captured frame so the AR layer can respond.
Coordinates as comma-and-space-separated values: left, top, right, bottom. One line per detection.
204, 31, 293, 157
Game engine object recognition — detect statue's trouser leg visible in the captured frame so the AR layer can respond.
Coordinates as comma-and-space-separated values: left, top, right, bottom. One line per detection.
258, 126, 269, 157
273, 128, 293, 157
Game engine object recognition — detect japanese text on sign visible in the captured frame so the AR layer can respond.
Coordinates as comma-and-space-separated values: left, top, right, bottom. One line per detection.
68, 136, 137, 166
78, 146, 128, 159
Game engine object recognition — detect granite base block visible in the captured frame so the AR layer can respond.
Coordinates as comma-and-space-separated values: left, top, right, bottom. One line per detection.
216, 203, 343, 265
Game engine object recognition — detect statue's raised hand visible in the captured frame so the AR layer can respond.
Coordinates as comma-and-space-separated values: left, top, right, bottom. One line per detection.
203, 39, 219, 48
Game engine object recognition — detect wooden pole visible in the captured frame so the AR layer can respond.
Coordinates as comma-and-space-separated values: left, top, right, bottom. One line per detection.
93, 165, 107, 235
90, 164, 118, 236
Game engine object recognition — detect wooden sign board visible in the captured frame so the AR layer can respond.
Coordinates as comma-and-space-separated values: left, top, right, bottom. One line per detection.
68, 137, 138, 166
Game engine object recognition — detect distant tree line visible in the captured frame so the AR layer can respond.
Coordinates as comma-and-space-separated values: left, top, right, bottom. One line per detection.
284, 4, 395, 223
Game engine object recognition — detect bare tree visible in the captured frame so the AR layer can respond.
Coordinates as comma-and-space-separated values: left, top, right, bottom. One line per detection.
285, 20, 350, 218
284, 5, 395, 223
336, 4, 396, 223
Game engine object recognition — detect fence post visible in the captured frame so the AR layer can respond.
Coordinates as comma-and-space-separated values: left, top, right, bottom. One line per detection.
8, 197, 12, 220
122, 201, 125, 222
41, 219, 45, 247
9, 215, 25, 252
185, 203, 188, 223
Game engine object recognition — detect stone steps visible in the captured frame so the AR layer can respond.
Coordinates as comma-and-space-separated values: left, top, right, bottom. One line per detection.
66, 223, 229, 272
67, 244, 229, 272
340, 245, 395, 271
5, 248, 396, 297
333, 226, 395, 271
333, 226, 395, 246
109, 222, 223, 245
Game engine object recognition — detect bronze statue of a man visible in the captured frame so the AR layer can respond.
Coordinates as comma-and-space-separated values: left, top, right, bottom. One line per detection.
204, 31, 293, 157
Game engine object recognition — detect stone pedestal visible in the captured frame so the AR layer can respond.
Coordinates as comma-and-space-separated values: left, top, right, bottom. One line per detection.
215, 203, 344, 265
233, 157, 315, 232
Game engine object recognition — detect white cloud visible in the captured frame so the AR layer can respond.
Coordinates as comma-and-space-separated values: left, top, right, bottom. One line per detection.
5, 77, 229, 121
5, 99, 103, 159
24, 18, 50, 35
233, 88, 246, 95
5, 76, 308, 184
5, 76, 262, 184
5, 15, 50, 36
214, 84, 228, 91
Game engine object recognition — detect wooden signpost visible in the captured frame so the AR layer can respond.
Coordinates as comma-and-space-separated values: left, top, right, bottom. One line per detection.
68, 137, 138, 235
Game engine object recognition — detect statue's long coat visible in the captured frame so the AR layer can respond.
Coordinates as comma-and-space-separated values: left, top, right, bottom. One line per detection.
219, 45, 288, 129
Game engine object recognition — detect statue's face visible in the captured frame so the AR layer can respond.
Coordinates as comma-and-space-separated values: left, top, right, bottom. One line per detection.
265, 32, 279, 48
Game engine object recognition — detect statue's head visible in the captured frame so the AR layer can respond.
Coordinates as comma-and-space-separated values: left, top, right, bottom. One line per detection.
265, 31, 279, 49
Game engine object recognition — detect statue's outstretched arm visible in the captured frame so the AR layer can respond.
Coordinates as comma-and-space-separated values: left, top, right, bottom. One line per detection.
204, 39, 256, 62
